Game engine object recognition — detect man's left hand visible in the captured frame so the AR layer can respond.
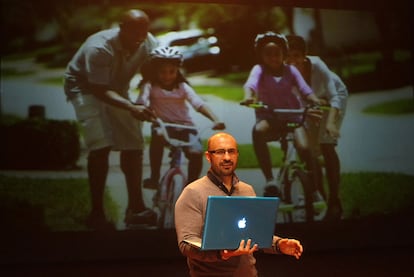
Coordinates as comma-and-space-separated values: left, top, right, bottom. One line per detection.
278, 238, 303, 259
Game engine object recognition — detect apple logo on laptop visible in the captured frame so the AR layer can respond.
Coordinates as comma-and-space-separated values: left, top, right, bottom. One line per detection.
237, 217, 247, 229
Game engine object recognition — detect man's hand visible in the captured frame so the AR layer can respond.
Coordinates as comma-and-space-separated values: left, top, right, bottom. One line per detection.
326, 122, 340, 139
307, 107, 323, 121
130, 105, 156, 121
240, 98, 256, 106
212, 122, 226, 130
307, 99, 329, 122
277, 238, 303, 259
220, 239, 258, 260
317, 98, 329, 106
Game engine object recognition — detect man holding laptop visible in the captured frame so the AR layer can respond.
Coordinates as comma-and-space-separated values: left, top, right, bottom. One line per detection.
175, 132, 303, 276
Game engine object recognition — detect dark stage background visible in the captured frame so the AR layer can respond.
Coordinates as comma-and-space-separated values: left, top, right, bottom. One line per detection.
1, 0, 413, 275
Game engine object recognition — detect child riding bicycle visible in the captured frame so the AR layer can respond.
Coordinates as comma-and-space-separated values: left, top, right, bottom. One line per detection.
242, 31, 323, 198
136, 46, 225, 189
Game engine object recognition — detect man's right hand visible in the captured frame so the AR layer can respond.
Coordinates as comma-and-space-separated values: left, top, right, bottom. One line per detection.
220, 239, 258, 260
240, 98, 256, 106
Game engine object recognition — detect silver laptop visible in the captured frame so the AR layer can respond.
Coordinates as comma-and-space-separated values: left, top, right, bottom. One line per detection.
184, 196, 280, 250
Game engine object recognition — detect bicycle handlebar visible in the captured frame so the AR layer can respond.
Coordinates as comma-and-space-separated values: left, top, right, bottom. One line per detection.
240, 101, 330, 114
152, 117, 228, 148
152, 118, 200, 148
240, 101, 330, 128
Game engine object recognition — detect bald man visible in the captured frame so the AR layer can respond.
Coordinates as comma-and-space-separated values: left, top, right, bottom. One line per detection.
64, 9, 158, 230
175, 132, 303, 277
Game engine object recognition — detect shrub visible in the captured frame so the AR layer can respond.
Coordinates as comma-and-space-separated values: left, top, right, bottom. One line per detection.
0, 117, 80, 170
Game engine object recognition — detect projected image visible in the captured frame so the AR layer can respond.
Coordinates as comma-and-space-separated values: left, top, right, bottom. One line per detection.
1, 1, 413, 232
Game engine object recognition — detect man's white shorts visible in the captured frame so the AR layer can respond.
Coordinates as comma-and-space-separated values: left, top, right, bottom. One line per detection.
307, 110, 344, 155
70, 94, 144, 151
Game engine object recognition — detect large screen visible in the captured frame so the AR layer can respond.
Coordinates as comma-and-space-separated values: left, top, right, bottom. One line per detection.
1, 0, 413, 261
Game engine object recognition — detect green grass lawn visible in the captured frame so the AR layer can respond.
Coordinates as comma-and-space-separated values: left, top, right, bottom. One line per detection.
193, 85, 244, 102
1, 171, 413, 231
200, 140, 284, 168
340, 172, 414, 218
237, 144, 284, 168
363, 98, 414, 115
0, 176, 118, 232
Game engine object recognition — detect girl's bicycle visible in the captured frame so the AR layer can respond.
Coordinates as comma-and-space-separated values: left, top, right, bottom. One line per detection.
149, 118, 218, 229
241, 101, 327, 222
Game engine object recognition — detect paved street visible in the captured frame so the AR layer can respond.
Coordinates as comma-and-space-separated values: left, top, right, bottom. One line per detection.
3, 60, 413, 173
1, 59, 413, 229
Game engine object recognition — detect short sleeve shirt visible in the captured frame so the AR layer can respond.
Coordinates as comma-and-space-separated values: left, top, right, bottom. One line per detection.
64, 28, 158, 98
243, 64, 313, 119
244, 64, 312, 108
308, 56, 348, 111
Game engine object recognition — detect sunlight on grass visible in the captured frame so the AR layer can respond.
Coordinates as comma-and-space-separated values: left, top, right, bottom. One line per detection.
200, 140, 284, 168
363, 98, 414, 115
220, 71, 249, 84
39, 76, 64, 85
236, 144, 284, 168
193, 85, 244, 102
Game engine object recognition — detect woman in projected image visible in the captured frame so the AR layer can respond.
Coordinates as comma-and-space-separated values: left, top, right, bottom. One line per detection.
286, 35, 348, 221
242, 31, 322, 198
136, 46, 225, 189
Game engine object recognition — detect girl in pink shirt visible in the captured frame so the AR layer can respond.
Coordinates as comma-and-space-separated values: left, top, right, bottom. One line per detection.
137, 47, 225, 189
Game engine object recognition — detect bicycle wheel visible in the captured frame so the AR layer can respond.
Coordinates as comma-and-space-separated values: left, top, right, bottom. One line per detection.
157, 168, 186, 229
284, 168, 314, 222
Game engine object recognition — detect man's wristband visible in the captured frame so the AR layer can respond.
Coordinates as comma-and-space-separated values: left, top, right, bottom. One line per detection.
274, 238, 283, 254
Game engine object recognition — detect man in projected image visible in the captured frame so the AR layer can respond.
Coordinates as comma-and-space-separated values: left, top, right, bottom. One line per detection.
63, 9, 158, 230
175, 132, 303, 277
286, 35, 348, 221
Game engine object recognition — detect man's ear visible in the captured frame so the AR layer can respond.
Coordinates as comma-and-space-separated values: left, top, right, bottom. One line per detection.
205, 151, 211, 163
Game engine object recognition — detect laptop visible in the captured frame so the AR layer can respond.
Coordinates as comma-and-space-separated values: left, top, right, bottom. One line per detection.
184, 196, 280, 250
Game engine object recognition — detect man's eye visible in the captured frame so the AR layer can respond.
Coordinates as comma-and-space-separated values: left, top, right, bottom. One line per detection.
227, 149, 237, 154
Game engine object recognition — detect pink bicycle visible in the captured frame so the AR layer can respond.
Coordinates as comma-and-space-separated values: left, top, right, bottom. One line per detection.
150, 118, 204, 229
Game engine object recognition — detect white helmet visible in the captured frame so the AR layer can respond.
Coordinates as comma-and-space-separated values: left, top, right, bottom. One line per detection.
150, 46, 183, 65
254, 31, 288, 56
